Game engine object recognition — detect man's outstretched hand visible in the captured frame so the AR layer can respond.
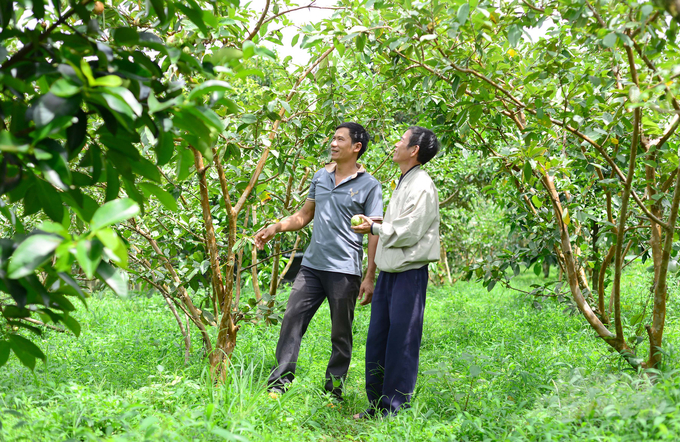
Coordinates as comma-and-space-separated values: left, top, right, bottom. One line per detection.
254, 224, 278, 250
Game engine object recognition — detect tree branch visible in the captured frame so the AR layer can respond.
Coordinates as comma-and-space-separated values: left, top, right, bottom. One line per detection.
260, 3, 346, 27
243, 0, 271, 42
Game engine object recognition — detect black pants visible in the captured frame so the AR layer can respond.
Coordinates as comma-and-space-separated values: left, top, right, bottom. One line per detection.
365, 265, 428, 414
268, 266, 361, 395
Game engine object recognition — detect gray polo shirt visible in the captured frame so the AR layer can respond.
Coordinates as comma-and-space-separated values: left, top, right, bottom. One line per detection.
301, 162, 383, 276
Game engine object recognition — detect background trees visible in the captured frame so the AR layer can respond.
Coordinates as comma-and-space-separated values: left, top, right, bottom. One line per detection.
345, 0, 680, 369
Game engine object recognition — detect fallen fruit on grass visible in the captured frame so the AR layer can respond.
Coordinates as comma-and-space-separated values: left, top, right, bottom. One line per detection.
351, 215, 363, 226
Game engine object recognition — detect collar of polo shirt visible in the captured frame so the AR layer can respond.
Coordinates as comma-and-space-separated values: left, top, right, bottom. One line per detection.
324, 162, 366, 180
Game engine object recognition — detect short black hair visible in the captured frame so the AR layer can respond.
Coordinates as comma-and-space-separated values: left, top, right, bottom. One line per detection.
407, 126, 439, 164
336, 122, 370, 159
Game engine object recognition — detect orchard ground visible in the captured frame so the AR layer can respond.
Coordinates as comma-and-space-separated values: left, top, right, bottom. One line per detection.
2, 265, 680, 441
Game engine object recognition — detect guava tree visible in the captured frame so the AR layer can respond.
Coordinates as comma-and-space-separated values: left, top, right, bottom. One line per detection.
0, 0, 279, 371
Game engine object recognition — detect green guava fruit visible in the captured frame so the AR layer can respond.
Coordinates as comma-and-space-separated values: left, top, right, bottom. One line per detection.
351, 215, 363, 226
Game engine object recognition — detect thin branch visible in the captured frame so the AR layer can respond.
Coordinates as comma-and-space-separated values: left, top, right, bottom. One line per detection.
244, 0, 271, 42
521, 0, 545, 13
585, 0, 606, 27
260, 3, 346, 27
19, 317, 65, 333
655, 114, 680, 151
239, 248, 299, 272
661, 169, 679, 193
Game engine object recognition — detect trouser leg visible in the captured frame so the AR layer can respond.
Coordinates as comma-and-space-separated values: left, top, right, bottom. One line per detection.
268, 266, 326, 387
322, 271, 361, 395
380, 265, 428, 414
364, 272, 392, 408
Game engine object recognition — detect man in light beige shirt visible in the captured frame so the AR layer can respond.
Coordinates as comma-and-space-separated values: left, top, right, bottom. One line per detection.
351, 126, 440, 418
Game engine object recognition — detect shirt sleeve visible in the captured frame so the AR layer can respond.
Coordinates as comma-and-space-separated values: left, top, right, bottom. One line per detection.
364, 181, 383, 221
307, 173, 318, 201
377, 184, 438, 249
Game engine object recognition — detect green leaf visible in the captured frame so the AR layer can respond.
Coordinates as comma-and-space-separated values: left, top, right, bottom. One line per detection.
50, 79, 81, 97
139, 182, 179, 212
61, 315, 81, 337
95, 228, 127, 268
155, 130, 175, 166
92, 75, 123, 87
8, 334, 46, 361
149, 0, 166, 23
457, 3, 470, 26
9, 343, 35, 370
187, 80, 231, 101
356, 34, 366, 52
202, 9, 218, 28
0, 131, 29, 154
175, 1, 209, 35
602, 33, 617, 48
76, 239, 103, 279
0, 341, 9, 367
242, 40, 256, 58
508, 24, 521, 47
210, 47, 243, 65
105, 87, 143, 117
105, 164, 120, 202
8, 234, 62, 279
523, 161, 532, 182
241, 114, 257, 124
90, 198, 140, 231
129, 156, 162, 183
95, 261, 128, 298
31, 93, 80, 129
80, 59, 96, 85
176, 148, 194, 181
234, 69, 264, 79
112, 27, 139, 45
67, 110, 88, 159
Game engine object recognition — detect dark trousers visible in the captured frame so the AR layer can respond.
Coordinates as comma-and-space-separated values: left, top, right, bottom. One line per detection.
268, 266, 361, 395
365, 265, 428, 414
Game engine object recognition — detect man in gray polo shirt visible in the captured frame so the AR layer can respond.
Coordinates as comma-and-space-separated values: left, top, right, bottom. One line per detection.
254, 122, 383, 399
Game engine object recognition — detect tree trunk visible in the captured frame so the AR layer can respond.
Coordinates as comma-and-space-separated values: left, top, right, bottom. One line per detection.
251, 206, 263, 301
192, 148, 238, 376
646, 165, 680, 367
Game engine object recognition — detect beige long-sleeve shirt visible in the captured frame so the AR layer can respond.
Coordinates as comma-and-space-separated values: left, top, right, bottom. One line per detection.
374, 166, 440, 273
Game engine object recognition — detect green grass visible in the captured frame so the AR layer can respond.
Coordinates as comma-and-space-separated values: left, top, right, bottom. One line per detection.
2, 267, 680, 441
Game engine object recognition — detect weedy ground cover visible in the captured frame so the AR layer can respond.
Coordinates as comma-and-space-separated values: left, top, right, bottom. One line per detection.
2, 266, 680, 441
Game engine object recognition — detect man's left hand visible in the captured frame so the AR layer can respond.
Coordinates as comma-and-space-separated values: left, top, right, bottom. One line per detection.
358, 277, 374, 306
351, 214, 374, 235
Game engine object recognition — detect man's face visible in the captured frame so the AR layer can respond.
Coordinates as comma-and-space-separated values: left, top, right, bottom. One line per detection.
330, 128, 361, 163
393, 130, 417, 164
